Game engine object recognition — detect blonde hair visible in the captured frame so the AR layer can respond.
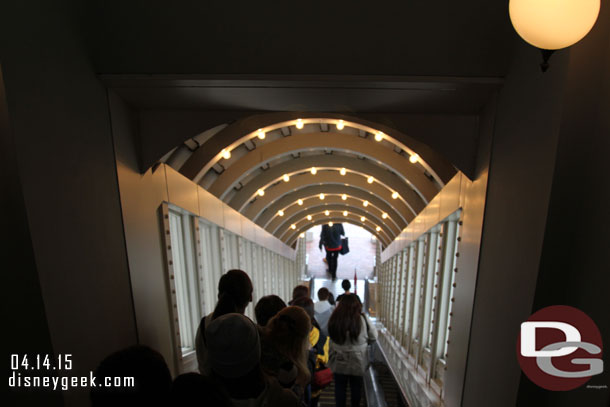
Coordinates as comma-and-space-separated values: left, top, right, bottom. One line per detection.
265, 306, 311, 386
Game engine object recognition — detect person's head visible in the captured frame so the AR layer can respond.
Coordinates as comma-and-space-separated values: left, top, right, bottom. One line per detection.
328, 294, 363, 345
205, 313, 266, 399
341, 279, 351, 293
290, 296, 315, 326
265, 306, 311, 385
171, 373, 231, 406
90, 345, 172, 406
213, 269, 253, 319
317, 287, 330, 301
291, 285, 309, 301
254, 295, 287, 326
206, 313, 261, 379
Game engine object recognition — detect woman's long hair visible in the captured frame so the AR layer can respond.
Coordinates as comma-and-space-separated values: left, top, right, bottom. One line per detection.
264, 306, 311, 386
212, 269, 253, 319
328, 294, 362, 345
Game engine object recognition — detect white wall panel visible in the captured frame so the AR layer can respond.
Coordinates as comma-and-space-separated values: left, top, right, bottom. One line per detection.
166, 165, 199, 215
197, 186, 224, 226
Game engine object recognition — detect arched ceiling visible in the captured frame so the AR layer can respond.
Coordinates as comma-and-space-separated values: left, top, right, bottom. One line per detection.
160, 113, 457, 248
256, 186, 407, 232
265, 197, 402, 236
242, 170, 418, 223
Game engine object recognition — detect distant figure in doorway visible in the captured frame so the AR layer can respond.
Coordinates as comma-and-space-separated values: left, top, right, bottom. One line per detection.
314, 287, 335, 336
328, 294, 377, 407
319, 223, 345, 280
336, 279, 361, 304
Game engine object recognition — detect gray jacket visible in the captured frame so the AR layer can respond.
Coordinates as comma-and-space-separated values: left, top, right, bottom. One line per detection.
328, 314, 378, 376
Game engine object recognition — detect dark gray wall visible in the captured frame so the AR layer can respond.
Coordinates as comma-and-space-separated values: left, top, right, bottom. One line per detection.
463, 4, 610, 406
1, 2, 138, 405
84, 0, 513, 77
517, 4, 610, 406
461, 41, 569, 406
2, 67, 63, 407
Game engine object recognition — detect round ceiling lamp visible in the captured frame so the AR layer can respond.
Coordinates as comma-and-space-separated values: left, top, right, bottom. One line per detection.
509, 0, 600, 71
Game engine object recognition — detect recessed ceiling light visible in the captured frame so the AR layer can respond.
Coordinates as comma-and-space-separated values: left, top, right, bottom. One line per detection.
361, 216, 366, 222
340, 168, 346, 176
363, 200, 369, 207
221, 149, 231, 159
283, 174, 290, 182
336, 120, 344, 130
409, 153, 420, 164
278, 210, 284, 216
367, 176, 374, 184
297, 199, 303, 206
257, 189, 265, 196
291, 224, 296, 230
319, 193, 325, 200
375, 132, 383, 142
343, 210, 348, 216
311, 167, 317, 175
257, 129, 265, 139
392, 191, 399, 199
329, 221, 333, 226
341, 194, 347, 201
376, 226, 381, 232
296, 119, 304, 129
325, 210, 330, 216
307, 215, 312, 221
382, 213, 388, 219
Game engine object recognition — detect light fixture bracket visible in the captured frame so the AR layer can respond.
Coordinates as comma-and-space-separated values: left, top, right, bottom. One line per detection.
540, 49, 555, 72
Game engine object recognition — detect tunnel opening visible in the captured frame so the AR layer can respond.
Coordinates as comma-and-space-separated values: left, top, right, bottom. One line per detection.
110, 105, 486, 407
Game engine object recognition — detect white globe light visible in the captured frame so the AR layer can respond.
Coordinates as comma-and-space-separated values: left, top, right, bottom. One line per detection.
509, 0, 600, 50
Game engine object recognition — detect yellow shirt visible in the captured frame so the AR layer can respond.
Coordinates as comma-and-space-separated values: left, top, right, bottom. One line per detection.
309, 326, 330, 368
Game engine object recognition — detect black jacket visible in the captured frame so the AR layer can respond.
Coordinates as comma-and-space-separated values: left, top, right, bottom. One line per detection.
319, 224, 345, 250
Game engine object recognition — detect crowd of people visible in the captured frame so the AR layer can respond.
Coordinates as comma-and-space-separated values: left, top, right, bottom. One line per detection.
91, 270, 377, 407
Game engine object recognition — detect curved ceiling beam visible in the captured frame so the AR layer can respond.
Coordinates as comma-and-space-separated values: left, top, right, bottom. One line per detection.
249, 171, 414, 225
209, 132, 438, 203
178, 112, 456, 187
272, 204, 396, 240
265, 197, 402, 236
255, 184, 409, 231
285, 216, 390, 248
231, 155, 424, 216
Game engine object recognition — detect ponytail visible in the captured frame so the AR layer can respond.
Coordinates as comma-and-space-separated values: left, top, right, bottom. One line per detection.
212, 293, 239, 320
